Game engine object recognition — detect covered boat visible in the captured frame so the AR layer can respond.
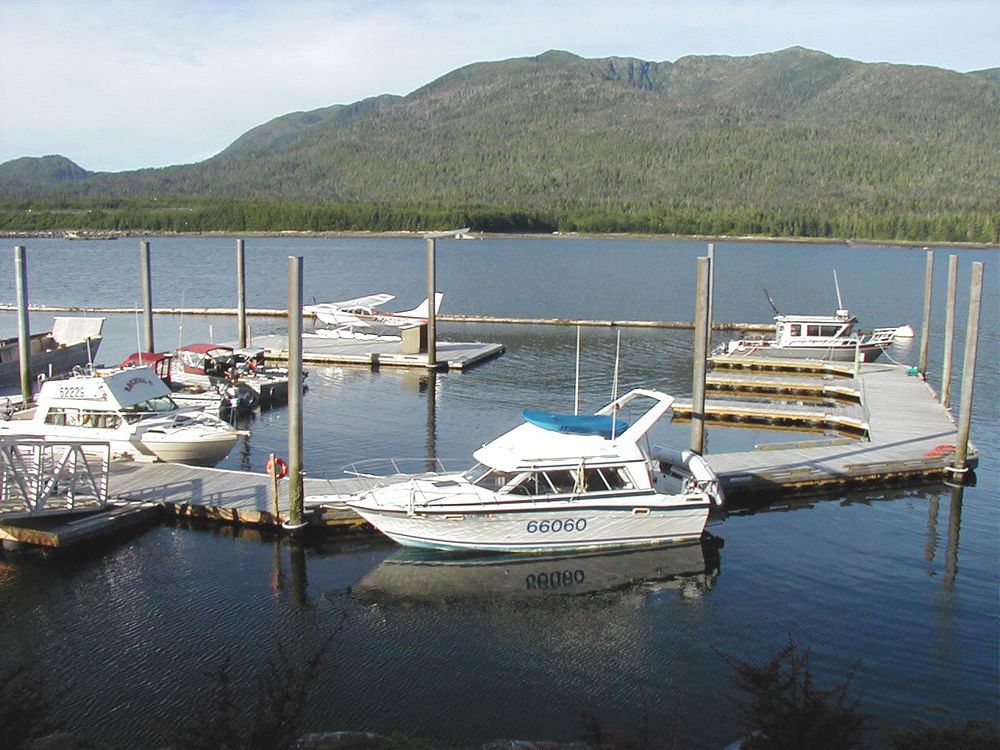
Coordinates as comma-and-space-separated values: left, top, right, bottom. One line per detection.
313, 388, 723, 553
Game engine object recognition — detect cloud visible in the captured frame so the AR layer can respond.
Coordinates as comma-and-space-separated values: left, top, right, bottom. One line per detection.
0, 0, 996, 171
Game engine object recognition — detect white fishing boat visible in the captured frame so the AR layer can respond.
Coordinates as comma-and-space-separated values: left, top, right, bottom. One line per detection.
716, 309, 899, 362
0, 317, 105, 389
315, 388, 723, 553
0, 366, 241, 466
716, 274, 900, 362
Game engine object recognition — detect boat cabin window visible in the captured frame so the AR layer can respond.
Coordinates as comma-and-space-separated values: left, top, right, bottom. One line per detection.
499, 470, 581, 497
583, 466, 634, 492
468, 467, 520, 492
789, 324, 801, 337
44, 408, 121, 429
121, 395, 178, 422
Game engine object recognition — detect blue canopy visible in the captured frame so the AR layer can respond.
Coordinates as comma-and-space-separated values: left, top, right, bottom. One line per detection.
522, 410, 629, 439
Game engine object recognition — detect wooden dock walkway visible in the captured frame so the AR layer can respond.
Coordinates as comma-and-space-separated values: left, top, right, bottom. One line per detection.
706, 371, 861, 402
702, 362, 976, 496
252, 333, 504, 371
672, 396, 869, 433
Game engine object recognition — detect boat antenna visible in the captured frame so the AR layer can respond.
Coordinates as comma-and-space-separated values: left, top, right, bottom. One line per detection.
833, 269, 845, 310
574, 326, 581, 415
761, 285, 780, 316
178, 291, 185, 350
134, 303, 144, 366
610, 330, 621, 441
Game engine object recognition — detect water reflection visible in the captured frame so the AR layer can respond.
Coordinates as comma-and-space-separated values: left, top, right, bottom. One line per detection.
350, 537, 722, 606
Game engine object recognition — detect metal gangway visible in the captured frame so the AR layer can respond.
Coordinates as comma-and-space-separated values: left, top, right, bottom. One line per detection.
0, 437, 110, 514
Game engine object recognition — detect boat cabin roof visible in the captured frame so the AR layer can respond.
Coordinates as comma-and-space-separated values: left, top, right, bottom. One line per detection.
38, 366, 171, 410
119, 352, 171, 367
473, 388, 673, 472
178, 343, 234, 356
776, 310, 856, 325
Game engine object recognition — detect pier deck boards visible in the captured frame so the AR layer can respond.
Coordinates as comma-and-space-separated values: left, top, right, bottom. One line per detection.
703, 362, 974, 496
104, 462, 368, 528
253, 333, 504, 371
672, 396, 869, 432
706, 371, 861, 401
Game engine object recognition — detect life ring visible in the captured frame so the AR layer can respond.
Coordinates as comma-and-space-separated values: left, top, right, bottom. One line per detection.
924, 444, 956, 458
266, 456, 289, 479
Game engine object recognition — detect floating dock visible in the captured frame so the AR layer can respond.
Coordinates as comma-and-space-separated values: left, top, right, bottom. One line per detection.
252, 333, 504, 371
0, 361, 977, 547
701, 361, 976, 497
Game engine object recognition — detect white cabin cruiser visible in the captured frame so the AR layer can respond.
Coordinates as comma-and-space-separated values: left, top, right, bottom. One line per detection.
0, 366, 240, 466
319, 389, 723, 553
716, 308, 898, 362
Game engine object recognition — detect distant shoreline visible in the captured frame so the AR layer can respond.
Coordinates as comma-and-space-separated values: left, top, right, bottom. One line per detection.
0, 228, 996, 250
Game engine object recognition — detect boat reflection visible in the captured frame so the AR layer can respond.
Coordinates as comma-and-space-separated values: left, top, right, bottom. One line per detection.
350, 536, 722, 605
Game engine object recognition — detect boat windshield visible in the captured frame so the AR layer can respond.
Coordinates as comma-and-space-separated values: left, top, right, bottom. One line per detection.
121, 395, 178, 422
466, 466, 521, 492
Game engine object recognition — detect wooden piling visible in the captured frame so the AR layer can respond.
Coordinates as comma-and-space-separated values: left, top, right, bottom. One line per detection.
706, 242, 715, 354
426, 237, 437, 368
690, 256, 710, 455
286, 256, 305, 527
14, 247, 31, 403
236, 239, 247, 348
951, 261, 983, 474
140, 241, 155, 352
940, 254, 958, 408
918, 249, 933, 375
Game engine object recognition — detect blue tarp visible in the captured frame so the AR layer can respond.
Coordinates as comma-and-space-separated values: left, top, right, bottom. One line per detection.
522, 410, 629, 439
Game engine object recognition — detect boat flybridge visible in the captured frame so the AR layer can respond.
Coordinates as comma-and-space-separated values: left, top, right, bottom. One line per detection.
0, 366, 241, 466
317, 388, 724, 553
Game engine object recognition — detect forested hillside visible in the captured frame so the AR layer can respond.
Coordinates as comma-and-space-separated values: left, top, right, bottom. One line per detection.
2, 47, 997, 242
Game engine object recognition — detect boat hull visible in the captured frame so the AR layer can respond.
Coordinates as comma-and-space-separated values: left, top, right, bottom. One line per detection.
351, 502, 712, 553
0, 338, 103, 388
723, 341, 888, 363
133, 431, 239, 466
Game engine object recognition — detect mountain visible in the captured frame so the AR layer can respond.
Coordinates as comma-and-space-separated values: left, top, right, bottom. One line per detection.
0, 155, 92, 187
1, 48, 997, 241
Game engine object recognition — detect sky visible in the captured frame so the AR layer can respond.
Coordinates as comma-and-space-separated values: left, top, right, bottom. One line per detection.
0, 0, 997, 173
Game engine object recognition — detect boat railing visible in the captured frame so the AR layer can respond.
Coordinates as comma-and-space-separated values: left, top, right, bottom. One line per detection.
341, 457, 465, 481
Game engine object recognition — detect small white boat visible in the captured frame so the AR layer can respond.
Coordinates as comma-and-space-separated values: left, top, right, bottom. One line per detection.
0, 366, 241, 466
716, 308, 898, 363
316, 388, 723, 553
717, 275, 900, 363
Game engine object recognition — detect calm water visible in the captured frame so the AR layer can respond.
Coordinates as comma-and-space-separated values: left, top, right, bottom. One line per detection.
0, 236, 996, 748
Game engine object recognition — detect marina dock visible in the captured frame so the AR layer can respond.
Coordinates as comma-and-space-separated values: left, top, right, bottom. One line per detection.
701, 361, 976, 496
251, 333, 504, 371
0, 359, 975, 549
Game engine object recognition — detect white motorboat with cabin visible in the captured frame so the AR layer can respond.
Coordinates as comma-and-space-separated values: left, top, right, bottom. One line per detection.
314, 388, 723, 553
0, 366, 240, 466
716, 275, 900, 362
0, 317, 105, 389
716, 309, 898, 362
